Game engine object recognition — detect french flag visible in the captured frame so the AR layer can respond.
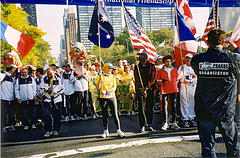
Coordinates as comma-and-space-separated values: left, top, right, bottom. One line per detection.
1, 20, 35, 58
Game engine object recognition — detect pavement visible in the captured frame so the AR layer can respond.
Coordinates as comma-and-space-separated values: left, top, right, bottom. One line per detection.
1, 113, 239, 158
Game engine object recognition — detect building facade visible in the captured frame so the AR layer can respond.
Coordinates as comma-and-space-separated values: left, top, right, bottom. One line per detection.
63, 7, 78, 63
21, 4, 38, 26
136, 7, 174, 31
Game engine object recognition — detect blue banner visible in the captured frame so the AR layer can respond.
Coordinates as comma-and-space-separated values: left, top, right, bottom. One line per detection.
2, 0, 240, 7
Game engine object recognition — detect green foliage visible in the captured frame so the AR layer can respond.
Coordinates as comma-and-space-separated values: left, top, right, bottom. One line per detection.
90, 27, 174, 65
1, 4, 56, 68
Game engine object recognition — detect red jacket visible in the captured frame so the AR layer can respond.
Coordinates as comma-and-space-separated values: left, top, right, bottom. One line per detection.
157, 66, 178, 94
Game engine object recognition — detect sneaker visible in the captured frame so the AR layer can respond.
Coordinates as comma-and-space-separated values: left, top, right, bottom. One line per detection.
117, 129, 125, 138
70, 115, 75, 121
183, 120, 190, 128
9, 125, 16, 131
24, 126, 29, 130
189, 120, 197, 127
93, 114, 97, 120
2, 128, 7, 133
171, 123, 180, 129
140, 126, 145, 132
161, 123, 169, 131
108, 112, 112, 117
65, 116, 69, 122
131, 111, 135, 116
83, 114, 88, 120
101, 130, 109, 138
148, 125, 154, 131
75, 116, 80, 121
44, 131, 52, 138
32, 124, 37, 129
53, 131, 59, 136
127, 111, 131, 116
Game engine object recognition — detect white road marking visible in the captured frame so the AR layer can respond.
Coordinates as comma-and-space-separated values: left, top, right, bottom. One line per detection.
18, 132, 240, 158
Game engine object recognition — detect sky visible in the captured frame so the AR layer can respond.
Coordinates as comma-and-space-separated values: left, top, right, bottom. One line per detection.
35, 5, 209, 61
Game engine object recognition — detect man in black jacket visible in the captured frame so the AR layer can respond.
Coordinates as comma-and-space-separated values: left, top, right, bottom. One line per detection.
191, 29, 240, 158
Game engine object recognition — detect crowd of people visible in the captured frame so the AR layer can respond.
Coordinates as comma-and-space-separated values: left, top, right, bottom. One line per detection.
1, 30, 240, 158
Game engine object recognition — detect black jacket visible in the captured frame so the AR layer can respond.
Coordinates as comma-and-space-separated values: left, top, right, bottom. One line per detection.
191, 47, 240, 121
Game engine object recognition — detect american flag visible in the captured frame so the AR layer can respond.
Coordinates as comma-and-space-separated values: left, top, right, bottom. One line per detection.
123, 6, 157, 63
202, 0, 221, 44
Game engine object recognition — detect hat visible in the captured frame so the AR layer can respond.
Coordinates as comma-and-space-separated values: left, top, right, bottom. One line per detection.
154, 55, 163, 61
122, 60, 128, 63
185, 53, 193, 58
65, 64, 71, 68
137, 52, 148, 58
103, 62, 113, 69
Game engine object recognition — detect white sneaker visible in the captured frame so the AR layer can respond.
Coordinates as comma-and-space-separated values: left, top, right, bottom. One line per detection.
32, 124, 37, 129
53, 131, 59, 136
44, 131, 52, 138
131, 111, 135, 116
83, 114, 88, 120
75, 116, 80, 121
24, 126, 29, 130
127, 111, 131, 116
9, 125, 16, 131
93, 114, 97, 120
161, 123, 169, 131
2, 128, 7, 133
171, 123, 180, 129
117, 129, 125, 138
101, 130, 109, 138
65, 116, 69, 122
140, 126, 145, 132
70, 115, 75, 121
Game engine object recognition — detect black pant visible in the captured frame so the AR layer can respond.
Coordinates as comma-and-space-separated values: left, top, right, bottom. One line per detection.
162, 93, 177, 123
1, 100, 15, 127
22, 100, 36, 126
99, 97, 120, 130
136, 89, 154, 128
75, 91, 88, 117
197, 118, 239, 158
64, 94, 75, 117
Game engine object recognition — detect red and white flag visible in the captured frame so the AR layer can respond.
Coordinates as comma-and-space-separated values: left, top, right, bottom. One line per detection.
202, 0, 220, 45
177, 0, 196, 36
123, 6, 157, 63
231, 16, 240, 47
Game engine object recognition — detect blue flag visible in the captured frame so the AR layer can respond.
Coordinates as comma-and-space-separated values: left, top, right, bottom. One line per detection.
88, 0, 114, 48
176, 7, 195, 41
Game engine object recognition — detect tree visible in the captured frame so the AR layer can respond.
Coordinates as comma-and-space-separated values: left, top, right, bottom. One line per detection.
1, 4, 56, 68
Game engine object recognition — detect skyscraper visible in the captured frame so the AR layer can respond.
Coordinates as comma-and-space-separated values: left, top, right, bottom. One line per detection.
21, 4, 38, 26
136, 7, 174, 31
63, 7, 78, 63
76, 5, 123, 51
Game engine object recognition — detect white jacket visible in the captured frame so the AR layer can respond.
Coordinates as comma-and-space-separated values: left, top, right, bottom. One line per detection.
73, 68, 89, 92
0, 72, 15, 101
15, 75, 36, 101
40, 75, 63, 104
62, 70, 75, 95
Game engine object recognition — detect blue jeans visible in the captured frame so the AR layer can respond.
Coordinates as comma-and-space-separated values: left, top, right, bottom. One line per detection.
197, 118, 239, 158
43, 102, 62, 132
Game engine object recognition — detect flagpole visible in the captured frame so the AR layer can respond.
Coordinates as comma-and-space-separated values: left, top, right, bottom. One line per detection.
174, 3, 189, 102
98, 22, 102, 73
121, 1, 147, 126
216, 0, 219, 29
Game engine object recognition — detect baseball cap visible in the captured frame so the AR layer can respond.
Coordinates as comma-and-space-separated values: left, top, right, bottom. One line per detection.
137, 52, 148, 58
185, 53, 193, 58
154, 55, 163, 61
103, 62, 113, 69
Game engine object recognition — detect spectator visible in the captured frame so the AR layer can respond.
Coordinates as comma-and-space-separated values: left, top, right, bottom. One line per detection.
178, 53, 197, 128
1, 66, 16, 133
191, 29, 240, 157
157, 55, 180, 131
134, 52, 156, 132
88, 66, 98, 119
35, 67, 44, 124
15, 68, 37, 130
122, 60, 128, 66
40, 68, 63, 137
96, 63, 125, 138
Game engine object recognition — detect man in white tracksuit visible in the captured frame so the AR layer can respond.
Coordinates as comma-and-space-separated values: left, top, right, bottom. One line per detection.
15, 68, 37, 130
178, 53, 197, 128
